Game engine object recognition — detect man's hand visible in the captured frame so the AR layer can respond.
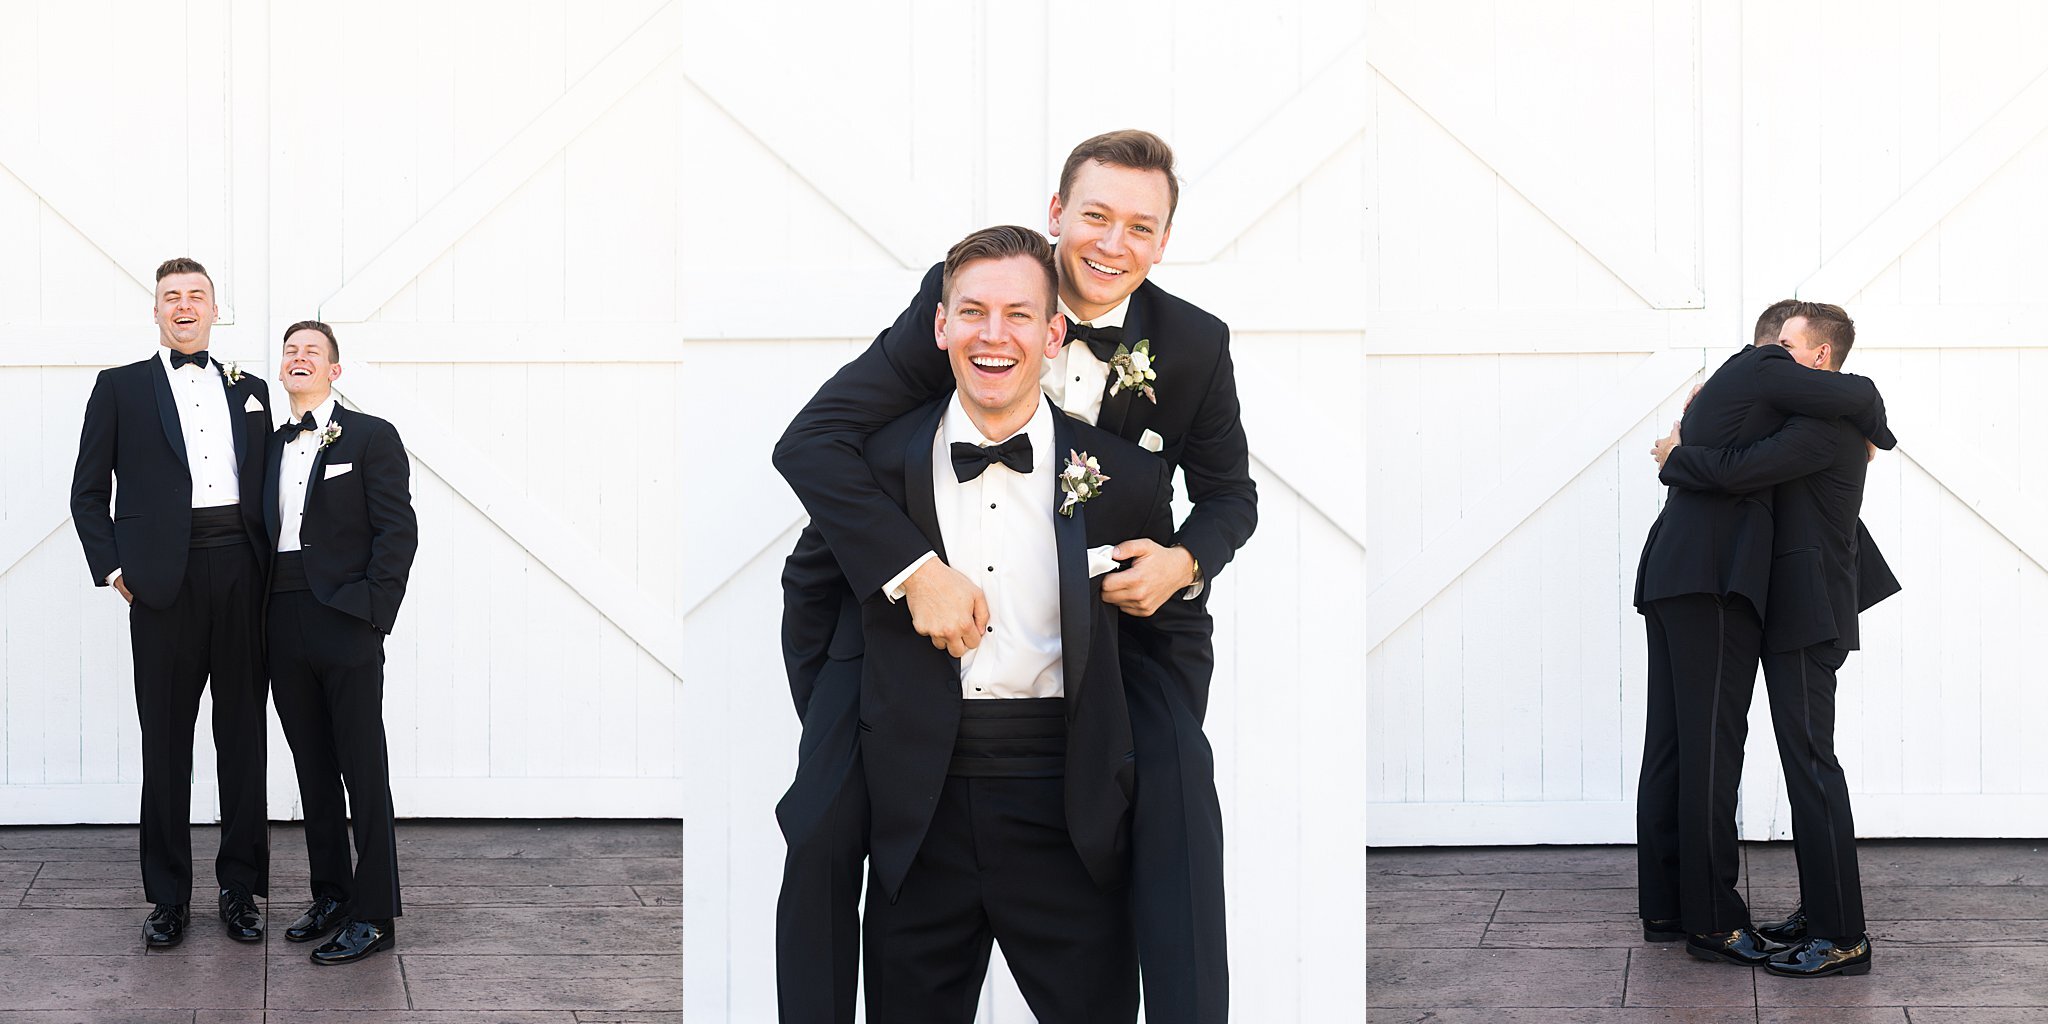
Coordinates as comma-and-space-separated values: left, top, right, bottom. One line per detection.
1866, 439, 1877, 463
1101, 539, 1196, 617
901, 559, 988, 658
112, 576, 133, 605
1684, 382, 1704, 410
1651, 421, 1682, 467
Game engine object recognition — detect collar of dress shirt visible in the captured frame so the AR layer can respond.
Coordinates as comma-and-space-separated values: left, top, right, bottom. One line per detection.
157, 346, 220, 377
943, 389, 1055, 457
1057, 294, 1130, 331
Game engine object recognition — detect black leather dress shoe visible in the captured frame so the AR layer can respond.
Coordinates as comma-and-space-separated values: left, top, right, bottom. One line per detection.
1686, 927, 1787, 966
219, 888, 264, 943
1765, 935, 1872, 977
286, 896, 351, 943
311, 918, 395, 965
1643, 918, 1685, 942
1756, 906, 1808, 944
143, 904, 189, 948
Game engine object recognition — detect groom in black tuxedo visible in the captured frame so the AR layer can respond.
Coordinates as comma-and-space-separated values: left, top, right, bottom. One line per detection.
773, 131, 1251, 1023
852, 225, 1179, 1021
262, 320, 418, 965
1655, 302, 1898, 977
1634, 300, 1895, 967
70, 257, 272, 947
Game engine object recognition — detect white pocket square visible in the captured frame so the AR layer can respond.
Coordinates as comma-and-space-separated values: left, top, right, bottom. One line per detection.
1139, 429, 1164, 453
323, 463, 352, 480
1087, 544, 1121, 579
244, 394, 264, 413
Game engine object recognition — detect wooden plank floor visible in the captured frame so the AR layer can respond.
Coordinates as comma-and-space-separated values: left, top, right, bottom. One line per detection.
1368, 839, 2048, 1023
0, 820, 681, 1022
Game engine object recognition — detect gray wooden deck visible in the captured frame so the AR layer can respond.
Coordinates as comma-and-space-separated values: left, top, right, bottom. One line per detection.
0, 820, 680, 1022
1368, 839, 2048, 1022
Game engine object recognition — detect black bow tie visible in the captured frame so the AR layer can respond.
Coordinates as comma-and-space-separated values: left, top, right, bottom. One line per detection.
279, 412, 319, 437
170, 350, 211, 370
1065, 321, 1122, 362
951, 434, 1033, 482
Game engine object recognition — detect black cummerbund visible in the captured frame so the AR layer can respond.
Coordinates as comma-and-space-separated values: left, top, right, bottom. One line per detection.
948, 697, 1066, 779
188, 504, 247, 550
271, 550, 310, 593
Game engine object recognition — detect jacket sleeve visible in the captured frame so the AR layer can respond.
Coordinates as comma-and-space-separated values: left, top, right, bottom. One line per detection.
1169, 323, 1258, 582
1754, 354, 1895, 450
771, 262, 956, 598
1659, 415, 1839, 494
352, 420, 419, 633
70, 370, 120, 585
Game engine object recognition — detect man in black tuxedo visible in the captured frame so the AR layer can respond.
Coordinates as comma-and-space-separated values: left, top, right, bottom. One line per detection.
1654, 302, 1896, 977
773, 131, 1251, 1023
851, 224, 1177, 1021
70, 257, 273, 947
1633, 301, 1895, 965
261, 320, 418, 965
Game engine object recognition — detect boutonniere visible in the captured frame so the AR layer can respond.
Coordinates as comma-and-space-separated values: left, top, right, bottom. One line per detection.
1107, 338, 1157, 403
221, 361, 246, 385
318, 422, 343, 451
1058, 450, 1110, 518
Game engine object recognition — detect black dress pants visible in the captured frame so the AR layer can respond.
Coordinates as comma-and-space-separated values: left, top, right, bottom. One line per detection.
130, 541, 268, 904
863, 774, 1138, 1024
773, 656, 867, 1024
1638, 593, 1762, 933
267, 589, 401, 919
1761, 642, 1865, 939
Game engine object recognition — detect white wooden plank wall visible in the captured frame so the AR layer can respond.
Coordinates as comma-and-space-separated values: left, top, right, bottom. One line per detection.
1368, 0, 2048, 847
675, 1, 1369, 1020
1, 0, 686, 827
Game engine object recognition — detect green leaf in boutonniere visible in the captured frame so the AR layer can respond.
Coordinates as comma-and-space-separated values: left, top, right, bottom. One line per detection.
1058, 449, 1110, 517
1108, 338, 1157, 404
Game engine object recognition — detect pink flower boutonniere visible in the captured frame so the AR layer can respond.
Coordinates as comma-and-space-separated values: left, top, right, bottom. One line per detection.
318, 422, 343, 451
1058, 450, 1110, 518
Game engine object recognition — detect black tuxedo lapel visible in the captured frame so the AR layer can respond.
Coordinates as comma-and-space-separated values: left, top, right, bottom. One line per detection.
222, 375, 248, 461
902, 400, 948, 564
1095, 285, 1150, 439
1051, 412, 1092, 708
148, 357, 189, 468
303, 407, 337, 518
263, 429, 285, 545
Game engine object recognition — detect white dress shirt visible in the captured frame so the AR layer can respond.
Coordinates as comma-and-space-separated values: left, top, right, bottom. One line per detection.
1040, 295, 1129, 426
159, 348, 242, 508
275, 396, 338, 554
930, 396, 1063, 700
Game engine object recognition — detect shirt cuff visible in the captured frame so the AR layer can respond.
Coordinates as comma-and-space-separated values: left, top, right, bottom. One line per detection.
884, 552, 939, 603
1181, 580, 1204, 600
105, 568, 123, 586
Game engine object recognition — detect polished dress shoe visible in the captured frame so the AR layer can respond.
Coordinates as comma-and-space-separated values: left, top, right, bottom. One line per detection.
143, 904, 189, 948
311, 918, 395, 965
1643, 918, 1685, 942
1765, 934, 1872, 977
219, 888, 264, 943
1686, 927, 1787, 966
1756, 906, 1808, 944
286, 896, 351, 943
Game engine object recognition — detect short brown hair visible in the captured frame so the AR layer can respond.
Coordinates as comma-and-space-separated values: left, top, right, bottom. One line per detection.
941, 226, 1058, 313
1058, 129, 1180, 222
283, 319, 340, 362
1753, 299, 1801, 345
1787, 301, 1855, 366
155, 257, 213, 291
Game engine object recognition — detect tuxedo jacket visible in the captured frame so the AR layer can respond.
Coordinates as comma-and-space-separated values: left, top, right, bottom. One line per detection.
1634, 344, 1894, 621
857, 397, 1176, 904
1660, 414, 1902, 653
70, 354, 273, 610
777, 262, 1253, 716
263, 406, 418, 635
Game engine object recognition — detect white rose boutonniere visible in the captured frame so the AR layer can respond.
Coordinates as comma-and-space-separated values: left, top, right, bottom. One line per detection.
1108, 338, 1157, 404
1058, 450, 1111, 518
318, 422, 343, 451
222, 361, 246, 385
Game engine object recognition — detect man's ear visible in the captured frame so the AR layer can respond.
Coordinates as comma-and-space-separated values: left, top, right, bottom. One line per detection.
1047, 192, 1065, 238
329, 364, 344, 384
1044, 312, 1067, 360
933, 301, 949, 350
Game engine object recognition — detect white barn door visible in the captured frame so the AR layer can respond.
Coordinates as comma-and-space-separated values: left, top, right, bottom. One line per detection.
1367, 0, 2048, 845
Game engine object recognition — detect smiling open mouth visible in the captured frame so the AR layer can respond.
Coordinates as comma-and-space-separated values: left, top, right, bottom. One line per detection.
970, 355, 1017, 375
1082, 258, 1124, 276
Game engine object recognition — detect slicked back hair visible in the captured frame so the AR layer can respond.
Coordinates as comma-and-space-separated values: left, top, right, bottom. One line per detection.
940, 226, 1058, 314
1788, 301, 1855, 367
283, 319, 340, 363
1057, 129, 1180, 223
155, 257, 213, 292
1753, 298, 1802, 345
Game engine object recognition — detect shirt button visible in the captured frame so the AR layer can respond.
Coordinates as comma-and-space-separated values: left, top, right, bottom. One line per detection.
987, 566, 994, 572
986, 626, 994, 633
989, 503, 997, 509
